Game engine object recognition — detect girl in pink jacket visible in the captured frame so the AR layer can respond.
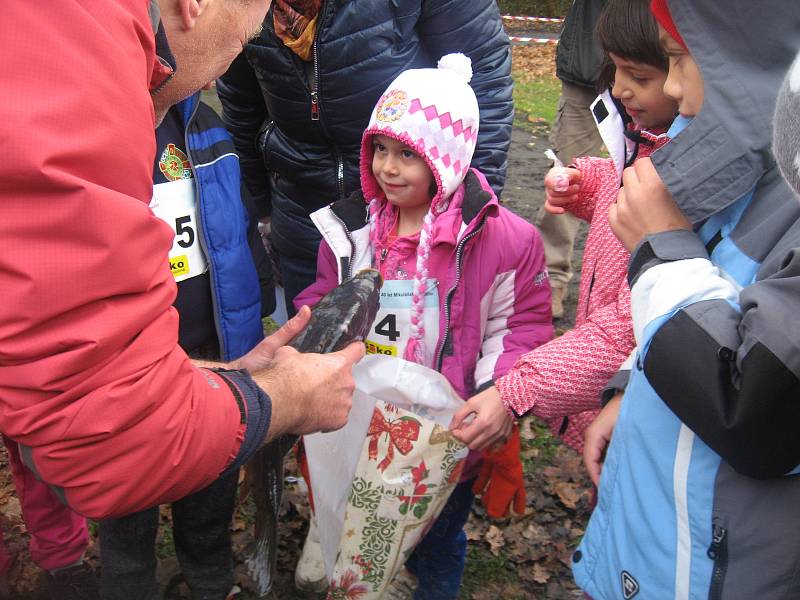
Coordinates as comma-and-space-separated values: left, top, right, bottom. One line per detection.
295, 54, 552, 599
467, 0, 678, 459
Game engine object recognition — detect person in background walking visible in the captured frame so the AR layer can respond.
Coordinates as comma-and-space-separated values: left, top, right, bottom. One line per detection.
537, 0, 606, 318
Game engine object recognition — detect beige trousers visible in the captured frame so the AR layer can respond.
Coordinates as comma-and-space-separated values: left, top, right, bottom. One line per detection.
536, 81, 605, 288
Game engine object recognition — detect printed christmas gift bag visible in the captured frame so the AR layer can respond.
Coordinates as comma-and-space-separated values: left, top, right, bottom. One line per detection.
303, 355, 468, 599
326, 401, 467, 598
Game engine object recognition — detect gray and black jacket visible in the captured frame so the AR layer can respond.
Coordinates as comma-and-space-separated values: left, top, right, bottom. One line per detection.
573, 2, 800, 599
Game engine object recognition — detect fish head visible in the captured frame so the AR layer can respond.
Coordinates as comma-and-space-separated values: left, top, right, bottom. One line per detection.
290, 269, 383, 354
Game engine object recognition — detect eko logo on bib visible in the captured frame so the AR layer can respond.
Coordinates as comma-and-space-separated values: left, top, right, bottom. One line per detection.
170, 255, 190, 278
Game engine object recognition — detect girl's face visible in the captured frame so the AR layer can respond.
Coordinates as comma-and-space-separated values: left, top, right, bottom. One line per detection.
609, 53, 678, 129
659, 26, 705, 117
371, 134, 435, 210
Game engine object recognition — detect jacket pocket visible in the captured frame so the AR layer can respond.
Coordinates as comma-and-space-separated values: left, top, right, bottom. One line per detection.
257, 119, 275, 172
711, 463, 800, 599
706, 517, 728, 600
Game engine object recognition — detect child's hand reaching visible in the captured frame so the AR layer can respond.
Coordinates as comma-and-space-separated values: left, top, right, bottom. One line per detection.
544, 167, 582, 214
583, 393, 623, 487
609, 157, 692, 251
450, 386, 513, 451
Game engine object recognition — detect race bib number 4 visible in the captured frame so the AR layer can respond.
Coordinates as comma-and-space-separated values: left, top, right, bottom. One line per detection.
365, 279, 439, 363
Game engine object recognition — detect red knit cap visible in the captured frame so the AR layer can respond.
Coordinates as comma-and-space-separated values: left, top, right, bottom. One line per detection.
650, 0, 687, 50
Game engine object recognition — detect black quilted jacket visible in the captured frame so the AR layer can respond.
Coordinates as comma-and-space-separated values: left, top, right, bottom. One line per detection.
217, 0, 513, 223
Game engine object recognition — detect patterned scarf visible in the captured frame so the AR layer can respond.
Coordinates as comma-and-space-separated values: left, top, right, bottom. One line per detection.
273, 0, 322, 61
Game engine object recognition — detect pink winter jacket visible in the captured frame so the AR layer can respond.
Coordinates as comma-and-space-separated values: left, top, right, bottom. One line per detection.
296, 169, 553, 401
497, 134, 667, 452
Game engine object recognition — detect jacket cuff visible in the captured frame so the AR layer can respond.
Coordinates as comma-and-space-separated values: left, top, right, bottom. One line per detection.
601, 370, 630, 406
475, 379, 496, 394
628, 230, 708, 288
211, 368, 272, 475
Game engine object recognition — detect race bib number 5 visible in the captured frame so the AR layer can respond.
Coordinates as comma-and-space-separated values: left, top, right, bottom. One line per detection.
150, 179, 208, 282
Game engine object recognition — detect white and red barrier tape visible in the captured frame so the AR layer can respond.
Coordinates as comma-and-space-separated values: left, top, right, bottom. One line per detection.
508, 36, 559, 45
502, 15, 564, 23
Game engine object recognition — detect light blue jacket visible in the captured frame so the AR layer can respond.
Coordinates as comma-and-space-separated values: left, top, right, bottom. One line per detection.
573, 2, 800, 598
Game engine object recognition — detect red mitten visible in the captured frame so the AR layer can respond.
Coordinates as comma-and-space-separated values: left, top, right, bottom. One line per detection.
472, 425, 526, 518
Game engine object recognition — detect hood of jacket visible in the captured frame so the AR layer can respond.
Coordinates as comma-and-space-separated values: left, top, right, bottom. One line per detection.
651, 0, 800, 224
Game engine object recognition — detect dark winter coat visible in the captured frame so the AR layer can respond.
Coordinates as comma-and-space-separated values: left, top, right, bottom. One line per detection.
555, 0, 607, 89
217, 0, 513, 230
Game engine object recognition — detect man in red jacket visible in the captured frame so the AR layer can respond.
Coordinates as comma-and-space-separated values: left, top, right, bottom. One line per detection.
0, 0, 362, 522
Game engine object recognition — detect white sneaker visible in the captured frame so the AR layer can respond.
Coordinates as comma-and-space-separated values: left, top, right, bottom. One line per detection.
294, 521, 328, 593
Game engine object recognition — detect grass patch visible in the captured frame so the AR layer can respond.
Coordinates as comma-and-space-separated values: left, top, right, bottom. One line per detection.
262, 316, 280, 336
520, 416, 561, 475
513, 73, 560, 134
460, 545, 519, 597
155, 518, 176, 560
201, 88, 223, 115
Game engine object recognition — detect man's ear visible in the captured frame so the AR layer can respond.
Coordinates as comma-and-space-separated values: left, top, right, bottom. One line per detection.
176, 0, 211, 30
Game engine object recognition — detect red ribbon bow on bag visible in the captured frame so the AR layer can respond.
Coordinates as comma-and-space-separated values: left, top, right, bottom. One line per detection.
367, 408, 421, 472
472, 424, 526, 519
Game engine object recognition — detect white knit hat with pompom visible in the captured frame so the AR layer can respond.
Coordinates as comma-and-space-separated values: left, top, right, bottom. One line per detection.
360, 54, 480, 366
360, 53, 480, 214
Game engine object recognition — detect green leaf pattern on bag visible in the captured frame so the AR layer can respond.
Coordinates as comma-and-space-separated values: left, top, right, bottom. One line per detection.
350, 476, 383, 511
360, 514, 397, 584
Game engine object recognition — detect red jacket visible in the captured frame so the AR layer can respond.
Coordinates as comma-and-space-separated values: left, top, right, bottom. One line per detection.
0, 0, 258, 518
497, 133, 666, 451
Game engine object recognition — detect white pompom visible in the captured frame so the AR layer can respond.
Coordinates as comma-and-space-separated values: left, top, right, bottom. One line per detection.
437, 53, 473, 83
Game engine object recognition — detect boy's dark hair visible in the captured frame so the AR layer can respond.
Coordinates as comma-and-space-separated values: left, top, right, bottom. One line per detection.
595, 0, 669, 91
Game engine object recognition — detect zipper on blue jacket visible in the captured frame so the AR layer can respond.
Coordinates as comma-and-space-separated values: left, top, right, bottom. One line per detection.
435, 215, 488, 372
707, 522, 728, 600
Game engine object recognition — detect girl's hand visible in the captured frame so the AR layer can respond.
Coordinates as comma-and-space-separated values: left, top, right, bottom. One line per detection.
583, 393, 623, 486
450, 386, 513, 451
609, 158, 692, 251
544, 167, 582, 214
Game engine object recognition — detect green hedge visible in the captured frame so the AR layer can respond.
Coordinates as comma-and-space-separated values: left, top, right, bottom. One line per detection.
496, 0, 571, 17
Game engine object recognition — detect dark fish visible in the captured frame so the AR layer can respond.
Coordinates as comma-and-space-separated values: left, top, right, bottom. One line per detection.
245, 269, 382, 596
